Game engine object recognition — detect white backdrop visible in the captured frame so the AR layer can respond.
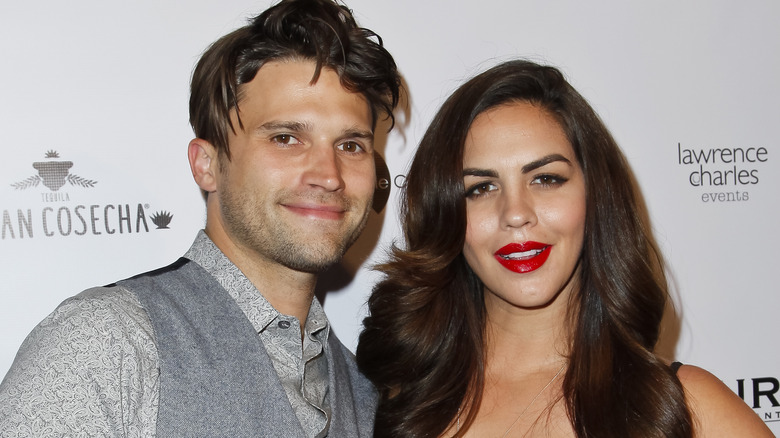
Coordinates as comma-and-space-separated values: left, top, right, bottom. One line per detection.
1, 0, 778, 431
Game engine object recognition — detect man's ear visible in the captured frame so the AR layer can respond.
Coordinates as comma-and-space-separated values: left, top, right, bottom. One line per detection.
188, 138, 218, 193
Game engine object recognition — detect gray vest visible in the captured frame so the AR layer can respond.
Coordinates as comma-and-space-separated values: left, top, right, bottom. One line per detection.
120, 258, 376, 437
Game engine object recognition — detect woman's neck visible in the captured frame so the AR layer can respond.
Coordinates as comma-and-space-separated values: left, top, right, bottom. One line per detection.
483, 294, 571, 374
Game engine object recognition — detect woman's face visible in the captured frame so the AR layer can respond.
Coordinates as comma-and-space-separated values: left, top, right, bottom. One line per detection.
462, 102, 586, 313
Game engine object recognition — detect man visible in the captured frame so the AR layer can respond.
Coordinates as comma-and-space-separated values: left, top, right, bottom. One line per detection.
0, 0, 400, 436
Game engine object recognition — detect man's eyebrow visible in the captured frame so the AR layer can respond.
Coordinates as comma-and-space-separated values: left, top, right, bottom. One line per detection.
255, 122, 373, 141
521, 154, 572, 173
342, 128, 374, 140
257, 121, 311, 133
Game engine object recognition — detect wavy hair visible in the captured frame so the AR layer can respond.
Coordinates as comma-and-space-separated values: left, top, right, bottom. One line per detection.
356, 60, 692, 437
189, 0, 400, 160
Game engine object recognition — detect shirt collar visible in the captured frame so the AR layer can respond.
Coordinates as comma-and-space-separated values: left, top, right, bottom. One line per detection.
184, 230, 329, 338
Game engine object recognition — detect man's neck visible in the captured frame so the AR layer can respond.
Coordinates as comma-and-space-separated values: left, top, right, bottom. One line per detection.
204, 226, 317, 326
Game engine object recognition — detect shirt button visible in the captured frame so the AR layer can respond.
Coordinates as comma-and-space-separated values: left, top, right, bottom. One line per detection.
278, 320, 291, 329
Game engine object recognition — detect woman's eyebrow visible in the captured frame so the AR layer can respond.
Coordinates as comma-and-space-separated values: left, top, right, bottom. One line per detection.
462, 168, 498, 178
462, 154, 572, 177
521, 153, 572, 173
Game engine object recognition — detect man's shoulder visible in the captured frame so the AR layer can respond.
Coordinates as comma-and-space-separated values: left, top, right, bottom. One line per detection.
60, 258, 194, 328
19, 283, 157, 364
58, 283, 152, 330
0, 281, 160, 436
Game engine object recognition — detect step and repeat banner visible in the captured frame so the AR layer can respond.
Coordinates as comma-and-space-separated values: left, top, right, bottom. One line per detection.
1, 0, 777, 431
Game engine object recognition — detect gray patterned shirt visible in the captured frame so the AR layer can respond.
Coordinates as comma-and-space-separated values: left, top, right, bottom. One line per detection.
0, 231, 331, 437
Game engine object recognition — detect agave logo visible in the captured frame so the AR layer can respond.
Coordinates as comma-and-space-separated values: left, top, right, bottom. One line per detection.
11, 150, 97, 192
3, 151, 175, 240
151, 211, 173, 229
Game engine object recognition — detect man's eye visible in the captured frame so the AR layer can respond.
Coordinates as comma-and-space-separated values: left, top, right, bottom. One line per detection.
272, 134, 300, 145
338, 141, 364, 153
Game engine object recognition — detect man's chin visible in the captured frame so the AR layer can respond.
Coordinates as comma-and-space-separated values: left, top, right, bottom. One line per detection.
278, 218, 367, 273
280, 252, 341, 274
276, 237, 350, 273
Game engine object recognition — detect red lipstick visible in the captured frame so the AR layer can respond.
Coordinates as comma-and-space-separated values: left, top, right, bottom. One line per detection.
494, 242, 551, 273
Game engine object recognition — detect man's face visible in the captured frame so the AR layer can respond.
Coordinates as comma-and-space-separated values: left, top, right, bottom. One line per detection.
212, 59, 376, 273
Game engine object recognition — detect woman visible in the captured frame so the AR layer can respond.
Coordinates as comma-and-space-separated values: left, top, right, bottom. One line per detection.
356, 60, 771, 437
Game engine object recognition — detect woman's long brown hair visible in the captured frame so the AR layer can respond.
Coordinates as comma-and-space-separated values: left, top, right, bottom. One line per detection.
356, 60, 692, 437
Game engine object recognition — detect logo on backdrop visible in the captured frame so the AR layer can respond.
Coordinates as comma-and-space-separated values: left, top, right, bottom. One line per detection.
3, 151, 174, 239
736, 376, 780, 423
11, 150, 97, 194
677, 143, 770, 203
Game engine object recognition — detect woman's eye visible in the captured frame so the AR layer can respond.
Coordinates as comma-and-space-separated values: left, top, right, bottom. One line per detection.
465, 182, 497, 198
533, 174, 567, 187
337, 141, 364, 153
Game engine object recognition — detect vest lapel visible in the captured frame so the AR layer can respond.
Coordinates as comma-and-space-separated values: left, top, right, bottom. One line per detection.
325, 333, 378, 437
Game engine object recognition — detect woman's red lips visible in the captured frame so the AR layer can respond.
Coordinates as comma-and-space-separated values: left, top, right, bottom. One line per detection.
494, 242, 551, 273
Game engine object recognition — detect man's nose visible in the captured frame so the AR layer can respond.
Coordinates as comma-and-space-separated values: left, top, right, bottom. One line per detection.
301, 144, 344, 192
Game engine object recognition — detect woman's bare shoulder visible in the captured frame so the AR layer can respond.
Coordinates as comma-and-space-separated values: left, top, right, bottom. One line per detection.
676, 364, 774, 437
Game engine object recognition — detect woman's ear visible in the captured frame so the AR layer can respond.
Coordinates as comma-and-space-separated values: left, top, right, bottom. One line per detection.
188, 138, 218, 193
